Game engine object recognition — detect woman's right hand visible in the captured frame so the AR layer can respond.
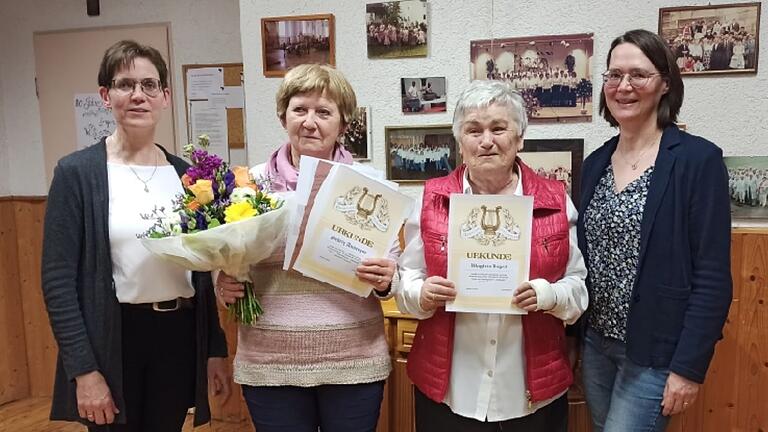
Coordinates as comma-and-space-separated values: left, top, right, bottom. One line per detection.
419, 276, 457, 312
216, 271, 245, 306
75, 370, 119, 425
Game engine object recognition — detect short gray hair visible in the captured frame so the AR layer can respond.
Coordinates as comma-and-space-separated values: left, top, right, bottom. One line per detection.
452, 80, 528, 141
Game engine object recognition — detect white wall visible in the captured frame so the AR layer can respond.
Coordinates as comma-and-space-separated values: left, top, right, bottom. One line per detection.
0, 65, 9, 197
0, 0, 242, 196
239, 0, 768, 199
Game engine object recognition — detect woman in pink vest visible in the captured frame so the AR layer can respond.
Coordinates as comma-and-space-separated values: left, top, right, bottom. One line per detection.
396, 80, 588, 431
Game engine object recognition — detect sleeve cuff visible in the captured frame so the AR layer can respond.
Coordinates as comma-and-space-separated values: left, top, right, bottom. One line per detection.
530, 278, 556, 311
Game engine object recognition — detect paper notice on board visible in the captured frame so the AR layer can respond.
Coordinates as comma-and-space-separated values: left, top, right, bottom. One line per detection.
186, 67, 224, 99
74, 93, 115, 149
190, 100, 228, 160
209, 86, 244, 109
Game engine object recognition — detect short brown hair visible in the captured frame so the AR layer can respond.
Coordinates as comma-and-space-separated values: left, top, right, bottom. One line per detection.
275, 64, 357, 127
97, 40, 169, 88
599, 29, 684, 129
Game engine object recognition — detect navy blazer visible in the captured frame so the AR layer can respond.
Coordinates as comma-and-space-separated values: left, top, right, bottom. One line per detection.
577, 125, 732, 383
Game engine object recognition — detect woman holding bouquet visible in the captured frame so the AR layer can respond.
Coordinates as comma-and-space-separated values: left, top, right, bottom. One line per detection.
42, 40, 229, 430
216, 64, 396, 432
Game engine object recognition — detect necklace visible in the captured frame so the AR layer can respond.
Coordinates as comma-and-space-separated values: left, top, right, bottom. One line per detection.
127, 149, 159, 193
617, 136, 659, 170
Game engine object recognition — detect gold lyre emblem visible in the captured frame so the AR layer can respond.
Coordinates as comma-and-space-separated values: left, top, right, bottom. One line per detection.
356, 187, 381, 219
480, 205, 502, 235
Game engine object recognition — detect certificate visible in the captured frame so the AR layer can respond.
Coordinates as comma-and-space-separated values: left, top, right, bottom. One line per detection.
287, 157, 414, 297
445, 193, 533, 314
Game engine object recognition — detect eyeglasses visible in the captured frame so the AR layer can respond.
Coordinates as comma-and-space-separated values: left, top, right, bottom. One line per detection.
601, 70, 663, 88
110, 78, 163, 97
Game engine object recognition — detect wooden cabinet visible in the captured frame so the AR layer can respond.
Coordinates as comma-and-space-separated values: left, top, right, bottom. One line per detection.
378, 299, 593, 432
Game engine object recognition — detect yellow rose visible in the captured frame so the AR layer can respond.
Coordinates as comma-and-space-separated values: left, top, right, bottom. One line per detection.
188, 179, 214, 205
224, 201, 258, 223
231, 166, 252, 188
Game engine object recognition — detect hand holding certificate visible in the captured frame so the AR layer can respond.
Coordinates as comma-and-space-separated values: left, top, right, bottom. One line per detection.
445, 193, 533, 314
285, 156, 415, 296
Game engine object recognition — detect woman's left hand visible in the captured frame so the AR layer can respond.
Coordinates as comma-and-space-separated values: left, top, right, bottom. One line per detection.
207, 357, 232, 403
661, 372, 700, 416
356, 257, 396, 293
512, 282, 538, 311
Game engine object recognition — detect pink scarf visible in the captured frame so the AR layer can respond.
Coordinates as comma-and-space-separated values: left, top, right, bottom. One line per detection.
265, 142, 353, 192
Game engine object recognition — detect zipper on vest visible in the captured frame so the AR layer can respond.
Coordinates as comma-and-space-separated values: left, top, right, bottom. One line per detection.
440, 235, 446, 252
526, 389, 532, 410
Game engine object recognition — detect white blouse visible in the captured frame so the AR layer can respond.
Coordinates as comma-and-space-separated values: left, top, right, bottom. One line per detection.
107, 163, 194, 304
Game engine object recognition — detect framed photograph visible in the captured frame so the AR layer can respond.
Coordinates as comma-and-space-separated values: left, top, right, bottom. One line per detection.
261, 14, 335, 77
343, 107, 372, 160
519, 138, 584, 205
723, 156, 768, 220
366, 0, 428, 59
659, 2, 761, 75
470, 33, 594, 123
385, 125, 458, 183
401, 77, 447, 114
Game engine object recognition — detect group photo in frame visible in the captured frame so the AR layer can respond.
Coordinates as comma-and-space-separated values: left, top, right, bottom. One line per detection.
261, 14, 335, 77
385, 124, 457, 182
659, 2, 761, 75
401, 77, 447, 114
724, 156, 768, 220
343, 107, 372, 160
366, 0, 428, 59
519, 138, 584, 205
470, 33, 594, 123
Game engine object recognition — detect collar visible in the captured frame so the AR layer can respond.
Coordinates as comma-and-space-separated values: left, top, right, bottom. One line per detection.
462, 163, 523, 197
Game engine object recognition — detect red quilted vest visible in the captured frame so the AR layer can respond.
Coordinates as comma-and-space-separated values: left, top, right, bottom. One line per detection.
406, 160, 573, 404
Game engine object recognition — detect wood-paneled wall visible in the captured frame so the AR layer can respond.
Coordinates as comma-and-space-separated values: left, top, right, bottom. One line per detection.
0, 197, 765, 432
0, 197, 54, 405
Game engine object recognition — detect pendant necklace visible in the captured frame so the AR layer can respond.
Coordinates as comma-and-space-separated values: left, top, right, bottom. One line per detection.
618, 136, 659, 170
127, 148, 159, 193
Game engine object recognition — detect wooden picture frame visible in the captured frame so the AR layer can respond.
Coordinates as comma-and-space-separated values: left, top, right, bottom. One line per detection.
343, 107, 372, 161
470, 33, 594, 123
520, 138, 584, 205
658, 2, 760, 75
261, 14, 335, 77
385, 124, 458, 183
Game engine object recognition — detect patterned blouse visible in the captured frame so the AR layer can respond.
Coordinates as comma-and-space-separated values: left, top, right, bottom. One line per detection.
584, 164, 654, 341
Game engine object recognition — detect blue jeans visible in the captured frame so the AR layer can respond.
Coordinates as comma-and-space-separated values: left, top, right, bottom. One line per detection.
581, 328, 671, 432
242, 381, 385, 432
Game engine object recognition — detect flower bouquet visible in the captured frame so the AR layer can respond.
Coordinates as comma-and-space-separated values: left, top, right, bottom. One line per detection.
140, 135, 289, 325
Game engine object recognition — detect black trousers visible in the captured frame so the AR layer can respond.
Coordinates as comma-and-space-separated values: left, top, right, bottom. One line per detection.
89, 304, 196, 432
414, 387, 568, 432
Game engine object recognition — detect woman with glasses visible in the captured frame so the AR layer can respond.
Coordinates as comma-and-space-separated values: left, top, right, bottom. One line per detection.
396, 80, 588, 432
578, 29, 732, 431
42, 40, 229, 430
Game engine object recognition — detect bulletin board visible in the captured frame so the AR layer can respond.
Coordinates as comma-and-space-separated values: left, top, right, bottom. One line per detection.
182, 63, 246, 159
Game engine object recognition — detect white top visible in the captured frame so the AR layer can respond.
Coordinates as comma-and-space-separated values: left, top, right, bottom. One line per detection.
107, 163, 194, 303
396, 166, 588, 422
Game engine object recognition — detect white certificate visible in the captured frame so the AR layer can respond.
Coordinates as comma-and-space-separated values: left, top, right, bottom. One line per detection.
446, 193, 533, 314
288, 157, 415, 297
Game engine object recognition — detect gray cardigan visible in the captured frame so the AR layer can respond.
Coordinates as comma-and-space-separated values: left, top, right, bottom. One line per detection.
41, 137, 228, 426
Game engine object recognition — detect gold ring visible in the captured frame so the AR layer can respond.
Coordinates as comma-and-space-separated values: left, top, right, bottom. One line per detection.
377, 276, 383, 283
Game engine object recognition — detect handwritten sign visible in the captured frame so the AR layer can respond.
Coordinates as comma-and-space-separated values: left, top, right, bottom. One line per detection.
74, 93, 115, 149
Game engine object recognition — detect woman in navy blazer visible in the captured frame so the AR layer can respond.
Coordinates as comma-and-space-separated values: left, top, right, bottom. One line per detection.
577, 29, 731, 432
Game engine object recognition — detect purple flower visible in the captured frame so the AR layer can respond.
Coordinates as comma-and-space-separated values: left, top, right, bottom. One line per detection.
186, 150, 223, 182
180, 212, 189, 233
195, 210, 208, 230
223, 170, 235, 195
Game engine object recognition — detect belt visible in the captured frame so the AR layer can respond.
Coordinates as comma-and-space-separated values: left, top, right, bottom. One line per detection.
125, 297, 194, 312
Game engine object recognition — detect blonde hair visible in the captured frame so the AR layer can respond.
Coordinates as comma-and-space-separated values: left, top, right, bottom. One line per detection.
275, 64, 357, 126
